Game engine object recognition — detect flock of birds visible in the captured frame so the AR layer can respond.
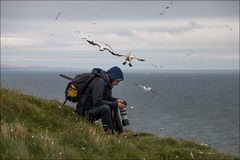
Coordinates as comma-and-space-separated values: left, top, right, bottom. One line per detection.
54, 10, 159, 93
52, 4, 235, 148
52, 2, 233, 94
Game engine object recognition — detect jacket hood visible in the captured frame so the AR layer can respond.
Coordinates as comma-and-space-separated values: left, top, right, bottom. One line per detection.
91, 68, 111, 86
106, 66, 124, 81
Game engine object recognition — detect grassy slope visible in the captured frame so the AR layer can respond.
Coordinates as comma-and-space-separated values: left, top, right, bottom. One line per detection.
0, 88, 238, 160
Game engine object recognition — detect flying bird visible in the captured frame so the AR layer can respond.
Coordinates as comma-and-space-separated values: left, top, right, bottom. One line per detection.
120, 52, 145, 67
55, 12, 61, 20
82, 37, 145, 67
101, 12, 107, 16
158, 1, 174, 16
82, 37, 120, 56
184, 51, 195, 57
135, 83, 157, 93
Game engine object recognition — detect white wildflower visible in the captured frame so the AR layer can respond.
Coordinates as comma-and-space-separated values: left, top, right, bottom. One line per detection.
51, 141, 54, 144
200, 143, 208, 146
59, 152, 62, 155
58, 105, 62, 109
10, 128, 14, 132
41, 136, 44, 140
82, 147, 85, 150
190, 152, 194, 158
32, 135, 34, 138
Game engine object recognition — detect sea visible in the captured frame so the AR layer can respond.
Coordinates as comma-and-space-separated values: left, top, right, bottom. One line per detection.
1, 70, 239, 156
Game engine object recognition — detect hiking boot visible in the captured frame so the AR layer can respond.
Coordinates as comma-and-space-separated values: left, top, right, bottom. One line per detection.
117, 131, 129, 138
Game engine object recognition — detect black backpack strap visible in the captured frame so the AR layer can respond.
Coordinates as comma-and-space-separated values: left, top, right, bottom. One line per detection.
63, 98, 67, 105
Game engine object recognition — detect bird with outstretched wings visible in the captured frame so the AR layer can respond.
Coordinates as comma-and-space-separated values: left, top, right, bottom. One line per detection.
82, 36, 145, 67
55, 12, 61, 20
135, 83, 157, 93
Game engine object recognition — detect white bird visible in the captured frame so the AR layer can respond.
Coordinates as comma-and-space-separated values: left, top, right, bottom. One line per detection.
135, 83, 157, 93
55, 12, 61, 20
184, 51, 195, 57
91, 21, 96, 24
82, 37, 117, 53
121, 52, 146, 67
101, 12, 107, 16
158, 1, 174, 16
82, 37, 145, 67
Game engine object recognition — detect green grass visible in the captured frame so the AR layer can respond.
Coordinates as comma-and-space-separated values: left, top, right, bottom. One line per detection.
0, 87, 239, 160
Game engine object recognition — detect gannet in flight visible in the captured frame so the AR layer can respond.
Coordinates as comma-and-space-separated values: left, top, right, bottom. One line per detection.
184, 51, 195, 57
135, 83, 157, 93
120, 52, 145, 67
82, 37, 120, 56
82, 37, 145, 67
101, 12, 107, 16
158, 1, 174, 16
55, 12, 61, 20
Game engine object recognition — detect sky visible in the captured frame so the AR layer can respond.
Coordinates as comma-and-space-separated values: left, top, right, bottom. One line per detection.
1, 1, 239, 71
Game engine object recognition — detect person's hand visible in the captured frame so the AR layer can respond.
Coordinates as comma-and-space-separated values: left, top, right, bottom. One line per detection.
117, 102, 126, 110
116, 99, 125, 104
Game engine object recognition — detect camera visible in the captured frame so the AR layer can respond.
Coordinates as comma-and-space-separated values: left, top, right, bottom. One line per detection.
119, 101, 130, 126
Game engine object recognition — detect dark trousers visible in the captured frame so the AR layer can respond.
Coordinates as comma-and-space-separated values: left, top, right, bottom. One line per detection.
86, 105, 123, 133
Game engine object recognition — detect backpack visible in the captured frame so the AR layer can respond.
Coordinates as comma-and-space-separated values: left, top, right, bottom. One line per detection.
59, 73, 97, 104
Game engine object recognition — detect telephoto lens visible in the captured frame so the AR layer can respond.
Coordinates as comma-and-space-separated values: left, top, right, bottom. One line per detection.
120, 101, 130, 126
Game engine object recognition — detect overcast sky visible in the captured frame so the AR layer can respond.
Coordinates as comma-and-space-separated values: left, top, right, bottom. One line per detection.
1, 1, 239, 71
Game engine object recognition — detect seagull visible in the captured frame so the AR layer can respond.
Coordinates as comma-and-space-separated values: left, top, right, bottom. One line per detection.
158, 1, 174, 16
101, 12, 107, 16
184, 51, 195, 57
55, 12, 61, 20
159, 6, 169, 15
91, 21, 96, 24
135, 83, 157, 93
82, 37, 119, 54
121, 52, 146, 67
82, 37, 145, 66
